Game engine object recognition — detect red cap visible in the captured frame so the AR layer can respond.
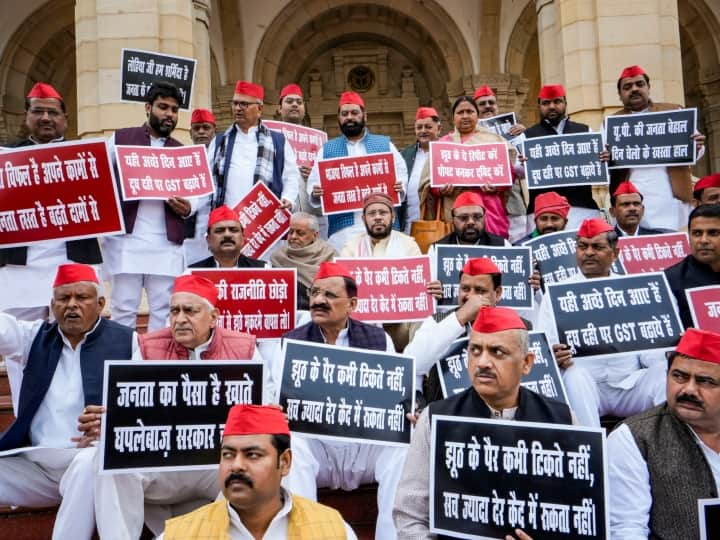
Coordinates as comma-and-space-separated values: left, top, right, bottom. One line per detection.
613, 181, 641, 197
472, 306, 526, 333
415, 107, 439, 120
577, 218, 614, 239
339, 91, 365, 109
535, 192, 570, 219
453, 191, 485, 210
173, 275, 219, 307
27, 82, 63, 101
190, 108, 215, 125
53, 264, 99, 288
619, 65, 646, 80
473, 85, 495, 100
675, 328, 720, 365
363, 192, 394, 211
234, 81, 264, 101
314, 261, 353, 281
224, 405, 290, 437
695, 174, 720, 192
208, 205, 241, 228
462, 258, 501, 276
538, 85, 566, 100
279, 84, 303, 101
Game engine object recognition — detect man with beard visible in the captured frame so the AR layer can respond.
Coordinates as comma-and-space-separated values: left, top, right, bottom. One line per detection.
608, 328, 720, 539
189, 205, 266, 269
610, 181, 671, 236
308, 91, 407, 251
664, 204, 720, 328
609, 65, 706, 231
189, 108, 216, 146
432, 192, 509, 247
103, 81, 196, 331
692, 173, 720, 207
270, 212, 337, 309
524, 85, 602, 229
515, 191, 570, 244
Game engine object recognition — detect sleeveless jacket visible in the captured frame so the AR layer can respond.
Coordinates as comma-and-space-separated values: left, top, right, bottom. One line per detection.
625, 403, 718, 539
284, 318, 387, 351
0, 318, 134, 450
162, 495, 347, 540
114, 125, 187, 243
139, 326, 256, 360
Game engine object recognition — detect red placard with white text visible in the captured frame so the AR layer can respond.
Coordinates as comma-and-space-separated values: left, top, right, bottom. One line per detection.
0, 139, 125, 248
686, 286, 720, 332
115, 144, 215, 200
191, 268, 297, 340
233, 182, 291, 259
617, 232, 690, 274
318, 152, 400, 215
428, 141, 512, 187
263, 120, 327, 169
335, 256, 434, 323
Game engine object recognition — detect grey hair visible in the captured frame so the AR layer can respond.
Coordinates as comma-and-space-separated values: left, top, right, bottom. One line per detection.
514, 329, 529, 355
291, 212, 319, 232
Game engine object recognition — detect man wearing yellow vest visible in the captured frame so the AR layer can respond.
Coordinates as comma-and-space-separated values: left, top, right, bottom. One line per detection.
160, 404, 357, 539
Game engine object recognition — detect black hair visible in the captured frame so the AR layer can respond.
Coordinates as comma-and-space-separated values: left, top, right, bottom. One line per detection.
271, 434, 291, 466
616, 73, 650, 93
343, 277, 358, 298
145, 81, 182, 106
689, 203, 720, 226
25, 97, 66, 113
451, 96, 479, 116
606, 230, 619, 250
458, 270, 502, 290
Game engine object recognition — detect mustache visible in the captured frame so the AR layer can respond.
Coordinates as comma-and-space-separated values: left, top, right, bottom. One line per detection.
225, 472, 253, 488
310, 303, 330, 311
677, 393, 704, 408
221, 237, 236, 244
473, 368, 496, 378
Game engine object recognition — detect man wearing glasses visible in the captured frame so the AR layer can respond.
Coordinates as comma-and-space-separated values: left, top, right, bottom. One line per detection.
433, 191, 510, 247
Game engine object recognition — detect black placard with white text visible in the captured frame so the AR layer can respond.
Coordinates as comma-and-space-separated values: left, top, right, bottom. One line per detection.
121, 49, 196, 110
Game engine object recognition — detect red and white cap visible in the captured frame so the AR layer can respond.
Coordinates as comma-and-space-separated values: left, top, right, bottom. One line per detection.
472, 306, 525, 333
224, 405, 290, 437
173, 275, 219, 307
234, 81, 264, 101
675, 328, 720, 365
53, 264, 99, 288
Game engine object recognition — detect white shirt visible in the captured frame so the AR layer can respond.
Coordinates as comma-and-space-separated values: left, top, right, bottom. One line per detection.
405, 147, 427, 232
608, 422, 720, 538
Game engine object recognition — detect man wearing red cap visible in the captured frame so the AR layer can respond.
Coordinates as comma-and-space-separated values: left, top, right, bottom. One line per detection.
538, 218, 666, 426
608, 328, 720, 539
0, 263, 136, 540
400, 106, 442, 233
394, 306, 571, 538
664, 204, 720, 328
276, 83, 306, 126
515, 190, 570, 244
610, 180, 671, 236
188, 205, 267, 269
307, 90, 408, 251
610, 65, 706, 231
693, 173, 720, 207
159, 404, 356, 539
209, 80, 299, 212
273, 261, 404, 540
433, 191, 509, 247
189, 108, 216, 146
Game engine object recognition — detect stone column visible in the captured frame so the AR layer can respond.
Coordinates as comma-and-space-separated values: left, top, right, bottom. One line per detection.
699, 69, 720, 175
192, 1, 212, 110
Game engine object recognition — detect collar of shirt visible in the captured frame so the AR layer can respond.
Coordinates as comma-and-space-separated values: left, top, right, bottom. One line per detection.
227, 488, 292, 538
57, 316, 103, 350
543, 116, 568, 134
345, 128, 368, 147
234, 123, 259, 137
319, 324, 350, 347
488, 405, 518, 420
188, 329, 214, 360
28, 135, 65, 145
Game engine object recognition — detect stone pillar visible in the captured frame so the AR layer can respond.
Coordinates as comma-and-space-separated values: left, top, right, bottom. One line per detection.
446, 73, 529, 118
192, 1, 212, 110
699, 68, 720, 175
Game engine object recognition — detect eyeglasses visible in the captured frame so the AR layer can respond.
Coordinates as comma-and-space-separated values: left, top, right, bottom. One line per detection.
231, 100, 261, 109
307, 288, 349, 300
453, 213, 485, 223
29, 108, 62, 118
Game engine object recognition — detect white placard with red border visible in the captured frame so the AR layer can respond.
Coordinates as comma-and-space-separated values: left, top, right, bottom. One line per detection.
318, 152, 400, 215
263, 120, 328, 169
232, 182, 291, 259
428, 141, 512, 188
115, 144, 215, 201
0, 138, 125, 248
190, 268, 297, 340
686, 286, 720, 332
617, 232, 690, 274
335, 256, 434, 323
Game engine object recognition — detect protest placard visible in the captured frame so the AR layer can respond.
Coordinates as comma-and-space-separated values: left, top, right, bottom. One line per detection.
191, 268, 296, 339
429, 141, 513, 188
0, 139, 124, 248
605, 108, 697, 168
279, 340, 414, 446
115, 145, 215, 200
318, 152, 399, 215
336, 256, 434, 323
100, 361, 263, 473
431, 415, 607, 539
686, 286, 720, 332
232, 182, 291, 258
617, 232, 690, 274
478, 113, 517, 141
121, 49, 196, 109
521, 230, 582, 287
263, 120, 327, 169
699, 498, 720, 540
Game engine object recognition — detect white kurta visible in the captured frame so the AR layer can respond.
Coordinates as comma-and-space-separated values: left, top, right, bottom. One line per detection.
404, 148, 427, 233
339, 230, 422, 258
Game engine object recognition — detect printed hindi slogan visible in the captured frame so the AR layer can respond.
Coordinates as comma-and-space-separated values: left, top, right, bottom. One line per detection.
521, 229, 582, 287
431, 416, 607, 539
605, 108, 697, 168
336, 256, 434, 323
429, 141, 513, 188
115, 145, 215, 200
121, 48, 196, 109
0, 139, 125, 248
435, 331, 569, 406
263, 120, 328, 169
279, 340, 414, 446
686, 286, 720, 332
318, 152, 400, 215
547, 273, 683, 358
617, 232, 689, 274
100, 361, 263, 473
191, 268, 296, 339
522, 132, 608, 190
431, 244, 533, 309
232, 182, 292, 258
